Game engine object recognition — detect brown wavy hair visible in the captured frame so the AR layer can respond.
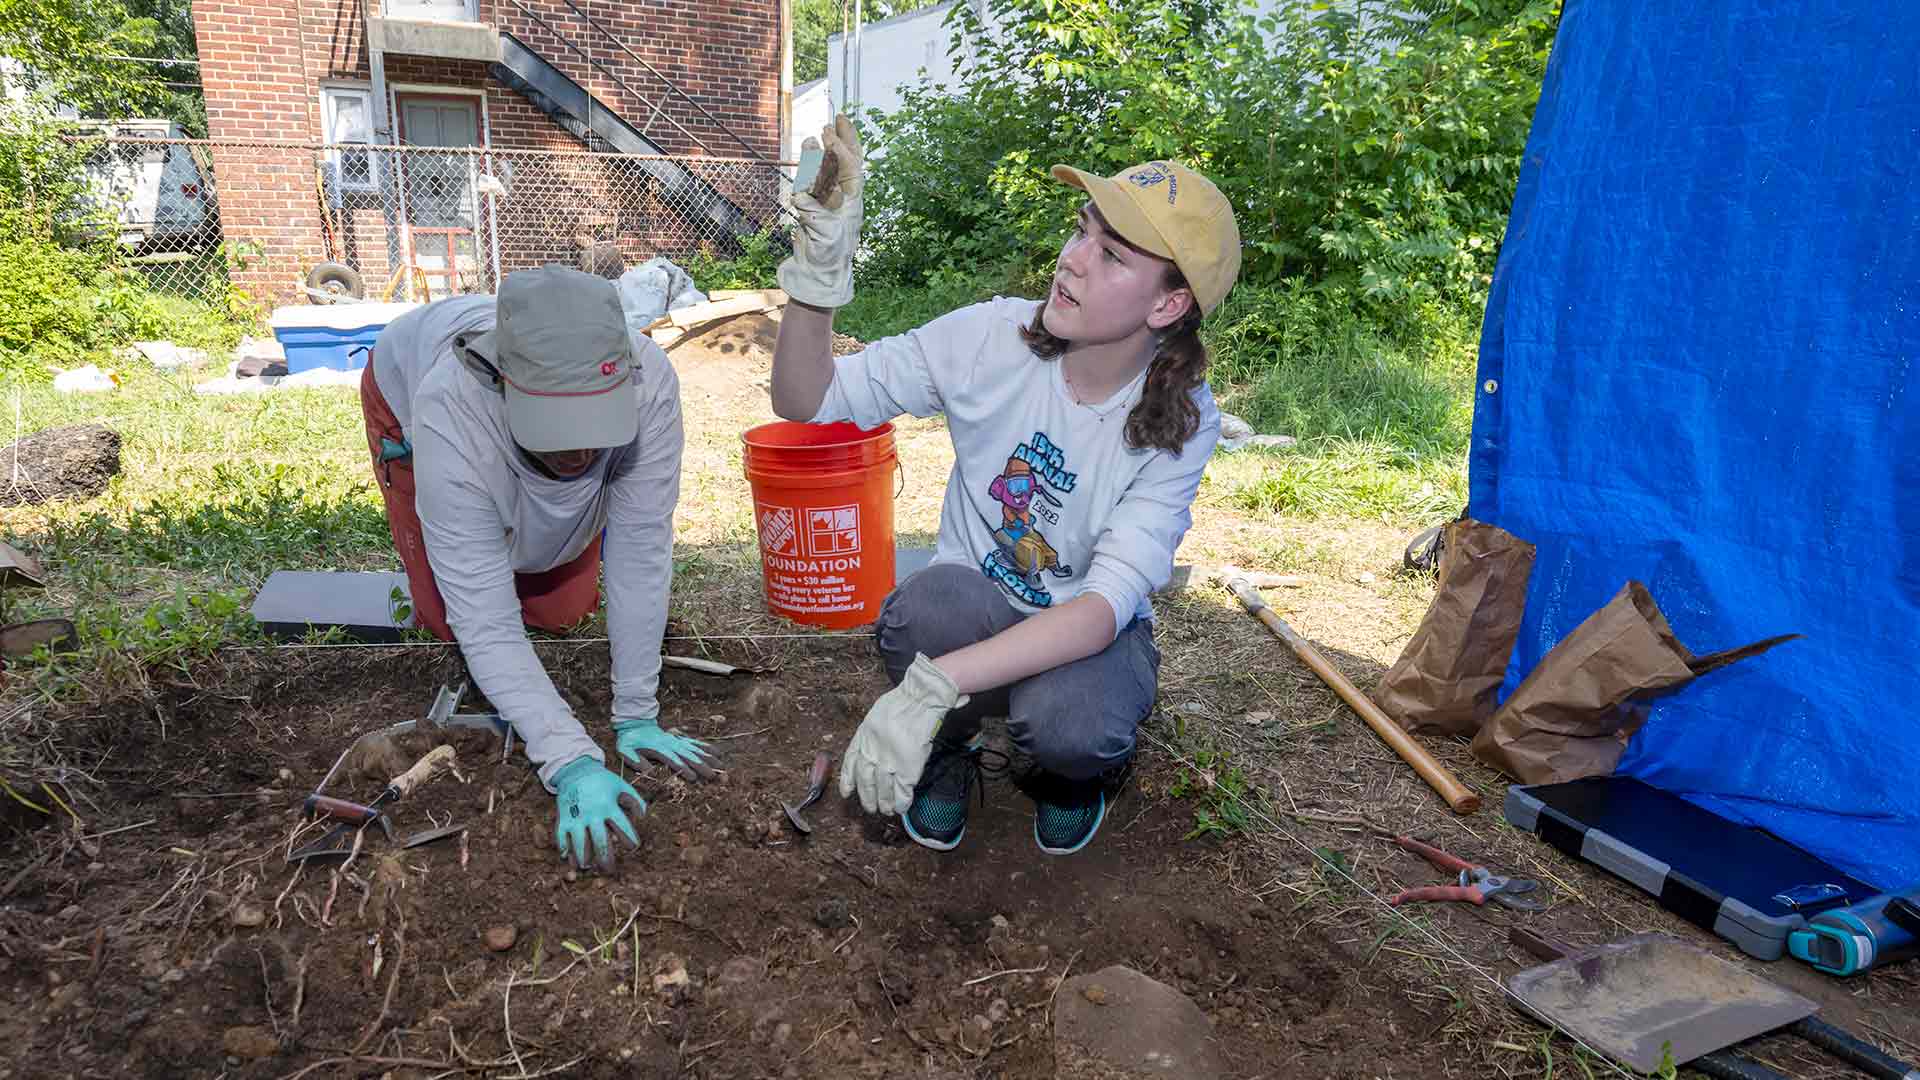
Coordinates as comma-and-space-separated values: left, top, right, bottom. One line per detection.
1019, 263, 1209, 454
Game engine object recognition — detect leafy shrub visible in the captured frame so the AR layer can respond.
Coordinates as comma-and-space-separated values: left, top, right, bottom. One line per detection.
858, 0, 1560, 314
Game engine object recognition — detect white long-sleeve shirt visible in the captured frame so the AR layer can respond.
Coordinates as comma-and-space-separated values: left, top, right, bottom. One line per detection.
372, 296, 682, 788
812, 296, 1219, 636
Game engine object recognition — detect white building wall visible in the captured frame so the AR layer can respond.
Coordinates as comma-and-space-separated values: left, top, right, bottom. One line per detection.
789, 77, 833, 162
825, 0, 968, 119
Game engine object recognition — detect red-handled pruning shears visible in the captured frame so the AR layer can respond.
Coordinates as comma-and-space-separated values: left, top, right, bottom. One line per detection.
1387, 835, 1545, 911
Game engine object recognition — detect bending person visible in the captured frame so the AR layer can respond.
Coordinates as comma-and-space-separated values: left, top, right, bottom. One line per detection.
361, 265, 715, 871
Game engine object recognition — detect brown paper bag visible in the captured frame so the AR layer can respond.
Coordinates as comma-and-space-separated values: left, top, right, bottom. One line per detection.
1470, 581, 1799, 783
1372, 519, 1537, 736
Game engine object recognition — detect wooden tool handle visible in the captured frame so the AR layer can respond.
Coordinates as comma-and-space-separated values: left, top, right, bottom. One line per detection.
1224, 577, 1482, 815
805, 751, 832, 792
305, 794, 379, 825
388, 745, 456, 799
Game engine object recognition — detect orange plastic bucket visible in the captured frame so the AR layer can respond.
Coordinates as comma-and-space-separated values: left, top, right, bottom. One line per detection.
741, 420, 897, 629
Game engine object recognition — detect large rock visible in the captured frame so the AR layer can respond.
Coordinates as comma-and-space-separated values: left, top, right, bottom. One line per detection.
0, 423, 122, 507
1053, 964, 1225, 1079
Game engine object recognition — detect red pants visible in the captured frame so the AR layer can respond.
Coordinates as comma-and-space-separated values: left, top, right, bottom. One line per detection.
360, 362, 601, 642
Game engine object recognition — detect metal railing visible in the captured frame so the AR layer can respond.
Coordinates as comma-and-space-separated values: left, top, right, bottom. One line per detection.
62, 137, 788, 309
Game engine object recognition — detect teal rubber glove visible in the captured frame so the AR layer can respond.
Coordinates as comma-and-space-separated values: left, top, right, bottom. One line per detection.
614, 716, 720, 782
552, 756, 645, 871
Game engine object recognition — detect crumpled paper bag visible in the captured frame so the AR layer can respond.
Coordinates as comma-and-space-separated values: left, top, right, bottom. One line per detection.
1470, 581, 1799, 783
1373, 519, 1536, 736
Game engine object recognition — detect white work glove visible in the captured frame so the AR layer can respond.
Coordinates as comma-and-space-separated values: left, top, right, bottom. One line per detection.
839, 653, 967, 816
777, 114, 863, 310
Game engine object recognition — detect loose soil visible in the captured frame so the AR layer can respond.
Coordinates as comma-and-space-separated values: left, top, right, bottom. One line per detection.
0, 645, 1451, 1079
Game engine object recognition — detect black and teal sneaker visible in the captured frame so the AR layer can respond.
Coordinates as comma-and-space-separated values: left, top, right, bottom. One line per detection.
1019, 760, 1132, 856
902, 735, 1006, 851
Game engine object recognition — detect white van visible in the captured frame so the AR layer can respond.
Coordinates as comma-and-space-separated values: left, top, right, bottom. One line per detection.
75, 119, 218, 252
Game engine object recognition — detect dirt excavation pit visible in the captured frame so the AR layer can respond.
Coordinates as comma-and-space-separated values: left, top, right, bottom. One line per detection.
0, 644, 1454, 1078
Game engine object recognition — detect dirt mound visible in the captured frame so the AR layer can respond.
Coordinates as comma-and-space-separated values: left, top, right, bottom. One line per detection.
659, 311, 864, 370
0, 422, 122, 507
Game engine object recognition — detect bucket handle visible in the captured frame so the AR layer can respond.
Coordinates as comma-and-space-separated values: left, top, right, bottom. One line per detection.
894, 458, 905, 498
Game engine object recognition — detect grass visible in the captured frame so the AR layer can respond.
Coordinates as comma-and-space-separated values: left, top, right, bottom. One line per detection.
0, 366, 388, 694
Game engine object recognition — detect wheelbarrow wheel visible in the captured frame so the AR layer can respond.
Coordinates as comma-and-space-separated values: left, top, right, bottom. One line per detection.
306, 261, 365, 303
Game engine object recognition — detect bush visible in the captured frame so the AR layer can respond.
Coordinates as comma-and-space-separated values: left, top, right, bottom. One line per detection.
857, 0, 1560, 314
0, 102, 248, 376
683, 227, 788, 292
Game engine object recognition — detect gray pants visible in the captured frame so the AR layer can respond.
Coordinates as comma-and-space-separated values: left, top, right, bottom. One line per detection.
875, 563, 1160, 781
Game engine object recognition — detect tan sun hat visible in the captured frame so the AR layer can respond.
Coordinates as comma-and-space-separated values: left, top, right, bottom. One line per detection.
462, 265, 639, 452
1049, 161, 1242, 315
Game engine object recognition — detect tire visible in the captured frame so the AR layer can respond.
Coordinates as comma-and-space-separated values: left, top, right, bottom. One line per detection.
306, 261, 366, 302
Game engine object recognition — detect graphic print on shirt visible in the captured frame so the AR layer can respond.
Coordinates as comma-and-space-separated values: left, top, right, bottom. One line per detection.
979, 431, 1078, 607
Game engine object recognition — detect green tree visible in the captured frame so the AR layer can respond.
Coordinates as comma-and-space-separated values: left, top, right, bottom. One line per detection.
0, 0, 203, 133
794, 0, 839, 84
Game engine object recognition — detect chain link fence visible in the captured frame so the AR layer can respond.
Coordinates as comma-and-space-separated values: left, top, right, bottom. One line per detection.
72, 136, 793, 310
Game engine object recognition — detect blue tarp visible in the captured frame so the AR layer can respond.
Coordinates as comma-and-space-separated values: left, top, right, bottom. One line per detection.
1470, 0, 1920, 890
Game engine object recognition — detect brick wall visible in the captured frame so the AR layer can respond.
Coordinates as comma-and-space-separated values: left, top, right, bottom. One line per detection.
490, 0, 781, 161
191, 0, 781, 303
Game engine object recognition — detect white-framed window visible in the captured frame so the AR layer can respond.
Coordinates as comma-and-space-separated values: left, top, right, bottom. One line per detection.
321, 85, 380, 191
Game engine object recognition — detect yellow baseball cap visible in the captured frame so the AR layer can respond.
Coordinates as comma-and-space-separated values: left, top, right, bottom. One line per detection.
1050, 160, 1242, 315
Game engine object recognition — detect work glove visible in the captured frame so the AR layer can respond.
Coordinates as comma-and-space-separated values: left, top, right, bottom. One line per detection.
614, 716, 719, 782
777, 114, 863, 309
551, 756, 645, 872
838, 653, 968, 816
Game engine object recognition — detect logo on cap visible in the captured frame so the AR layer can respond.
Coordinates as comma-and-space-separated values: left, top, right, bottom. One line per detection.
1128, 161, 1179, 204
600, 360, 618, 376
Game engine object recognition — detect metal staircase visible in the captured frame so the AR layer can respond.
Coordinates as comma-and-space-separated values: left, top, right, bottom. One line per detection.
490, 0, 791, 249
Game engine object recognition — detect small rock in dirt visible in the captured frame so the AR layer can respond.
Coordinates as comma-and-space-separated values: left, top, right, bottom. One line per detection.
739, 683, 793, 724
652, 955, 690, 996
221, 1025, 279, 1059
87, 862, 104, 873
344, 733, 412, 786
1057, 966, 1224, 1078
277, 768, 292, 783
563, 870, 579, 884
58, 904, 80, 920
764, 820, 785, 842
1358, 571, 1377, 585
230, 904, 265, 929
680, 845, 708, 868
813, 898, 852, 929
673, 831, 691, 848
987, 998, 1011, 1023
772, 1021, 792, 1046
718, 956, 766, 986
159, 969, 187, 985
483, 926, 517, 952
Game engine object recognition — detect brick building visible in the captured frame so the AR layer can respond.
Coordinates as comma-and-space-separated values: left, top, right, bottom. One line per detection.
190, 0, 788, 303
